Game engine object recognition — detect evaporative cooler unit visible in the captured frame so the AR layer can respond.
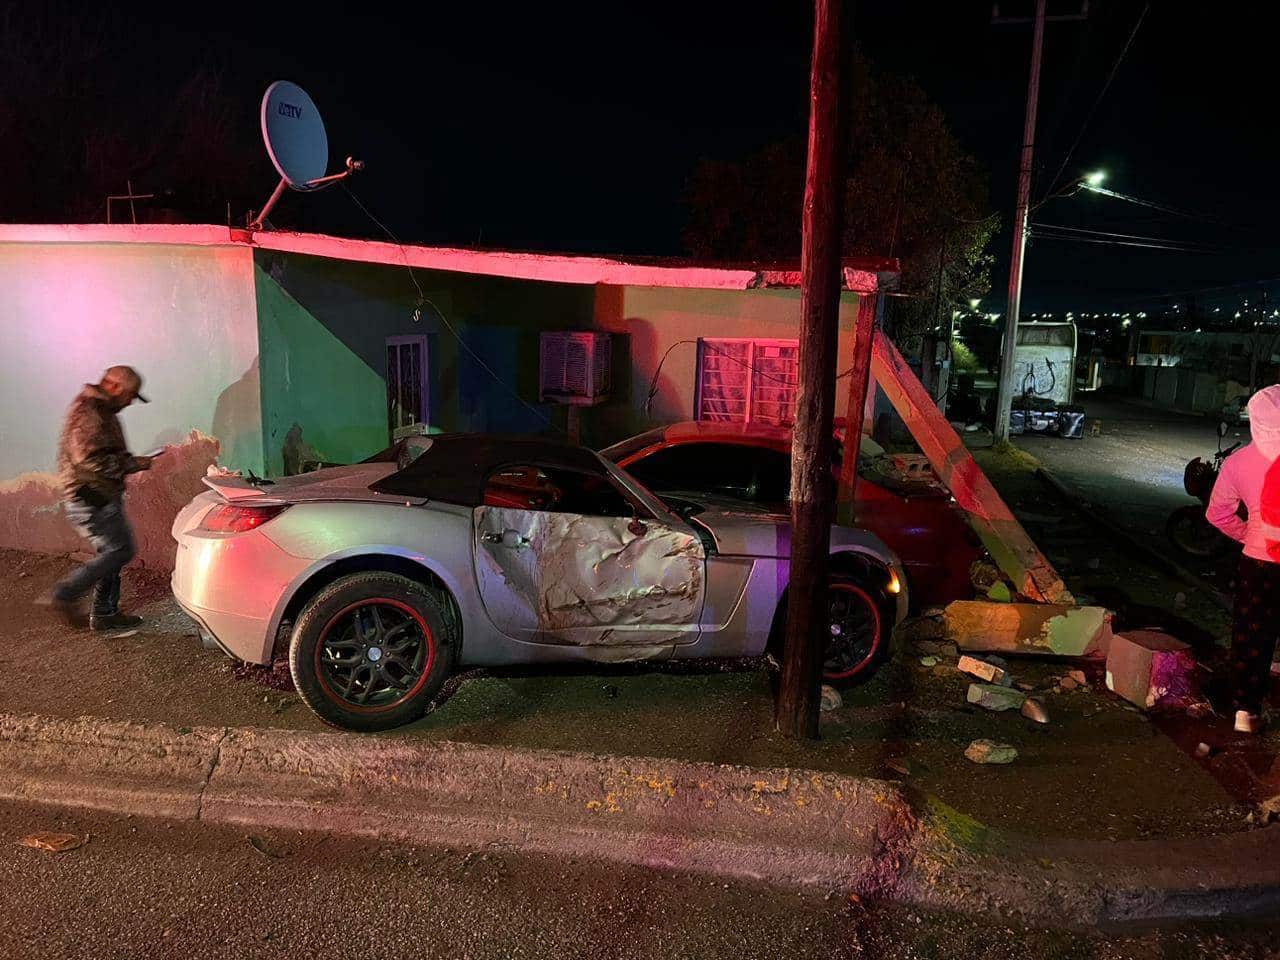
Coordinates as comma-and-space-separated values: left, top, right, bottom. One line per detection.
539, 331, 612, 406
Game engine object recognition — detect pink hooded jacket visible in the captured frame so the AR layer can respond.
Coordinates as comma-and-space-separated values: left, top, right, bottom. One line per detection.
1207, 384, 1280, 563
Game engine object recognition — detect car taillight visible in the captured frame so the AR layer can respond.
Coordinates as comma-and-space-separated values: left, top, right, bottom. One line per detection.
199, 503, 289, 533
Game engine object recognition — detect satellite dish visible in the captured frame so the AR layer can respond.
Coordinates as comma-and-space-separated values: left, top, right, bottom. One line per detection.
249, 80, 363, 230
261, 80, 328, 190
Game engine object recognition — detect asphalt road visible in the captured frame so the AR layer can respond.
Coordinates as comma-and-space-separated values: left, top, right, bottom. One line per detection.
1015, 397, 1248, 544
2, 800, 1278, 960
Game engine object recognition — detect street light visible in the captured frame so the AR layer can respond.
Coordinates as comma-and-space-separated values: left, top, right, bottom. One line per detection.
1082, 169, 1107, 188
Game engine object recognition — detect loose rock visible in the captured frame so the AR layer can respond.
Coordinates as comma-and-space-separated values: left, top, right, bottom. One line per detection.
966, 682, 1026, 712
19, 832, 84, 853
1195, 742, 1212, 759
1066, 669, 1087, 685
986, 582, 1012, 603
1251, 795, 1280, 825
920, 656, 939, 667
914, 639, 958, 658
964, 739, 1018, 764
819, 685, 842, 712
1020, 697, 1050, 724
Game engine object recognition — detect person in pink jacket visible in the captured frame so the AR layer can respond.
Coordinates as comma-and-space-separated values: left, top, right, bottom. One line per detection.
1206, 385, 1280, 733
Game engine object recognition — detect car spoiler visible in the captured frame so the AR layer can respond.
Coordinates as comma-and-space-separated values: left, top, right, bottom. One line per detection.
201, 475, 275, 502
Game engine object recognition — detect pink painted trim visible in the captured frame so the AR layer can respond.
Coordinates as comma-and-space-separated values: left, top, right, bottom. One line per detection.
0, 223, 236, 246
0, 223, 892, 292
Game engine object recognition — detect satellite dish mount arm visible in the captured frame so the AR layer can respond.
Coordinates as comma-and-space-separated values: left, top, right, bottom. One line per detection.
249, 156, 364, 232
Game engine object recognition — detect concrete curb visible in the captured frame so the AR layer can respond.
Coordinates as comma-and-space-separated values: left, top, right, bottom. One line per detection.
2, 712, 1278, 924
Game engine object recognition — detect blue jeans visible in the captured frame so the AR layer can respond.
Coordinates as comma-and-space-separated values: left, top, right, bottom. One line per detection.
53, 496, 136, 616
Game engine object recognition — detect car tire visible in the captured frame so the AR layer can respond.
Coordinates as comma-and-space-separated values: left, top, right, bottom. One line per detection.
822, 577, 891, 688
768, 575, 892, 689
289, 571, 455, 732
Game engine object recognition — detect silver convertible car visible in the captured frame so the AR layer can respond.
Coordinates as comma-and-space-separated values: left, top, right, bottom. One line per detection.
172, 435, 907, 731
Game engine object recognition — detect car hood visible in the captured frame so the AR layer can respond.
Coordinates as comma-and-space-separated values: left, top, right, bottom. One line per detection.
670, 492, 896, 562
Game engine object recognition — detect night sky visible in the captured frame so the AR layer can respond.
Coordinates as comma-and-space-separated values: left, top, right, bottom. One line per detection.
52, 1, 1280, 311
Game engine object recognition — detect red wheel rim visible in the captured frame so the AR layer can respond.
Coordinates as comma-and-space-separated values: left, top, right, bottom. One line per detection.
314, 598, 436, 713
823, 582, 883, 681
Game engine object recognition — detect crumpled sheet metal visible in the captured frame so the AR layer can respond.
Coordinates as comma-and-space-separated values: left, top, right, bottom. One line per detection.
474, 507, 703, 639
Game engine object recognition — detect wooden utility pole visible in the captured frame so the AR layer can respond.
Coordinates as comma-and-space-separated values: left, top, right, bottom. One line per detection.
777, 0, 849, 740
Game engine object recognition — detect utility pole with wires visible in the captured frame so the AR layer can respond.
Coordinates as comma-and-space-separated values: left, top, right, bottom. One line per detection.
776, 0, 850, 740
992, 0, 1088, 443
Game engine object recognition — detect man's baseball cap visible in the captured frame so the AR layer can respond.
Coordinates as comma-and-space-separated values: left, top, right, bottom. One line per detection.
102, 365, 149, 403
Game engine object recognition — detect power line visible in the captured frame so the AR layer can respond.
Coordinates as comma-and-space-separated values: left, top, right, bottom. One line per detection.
1112, 276, 1280, 304
1031, 221, 1235, 252
341, 183, 562, 434
1040, 1, 1150, 201
1031, 229, 1226, 254
1079, 183, 1234, 227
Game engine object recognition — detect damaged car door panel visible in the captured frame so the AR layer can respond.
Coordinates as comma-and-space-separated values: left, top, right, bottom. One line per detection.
171, 434, 907, 732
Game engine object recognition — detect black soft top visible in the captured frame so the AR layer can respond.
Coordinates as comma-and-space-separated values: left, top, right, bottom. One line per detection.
369, 434, 610, 506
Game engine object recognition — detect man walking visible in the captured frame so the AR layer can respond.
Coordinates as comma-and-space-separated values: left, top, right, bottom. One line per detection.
43, 366, 155, 630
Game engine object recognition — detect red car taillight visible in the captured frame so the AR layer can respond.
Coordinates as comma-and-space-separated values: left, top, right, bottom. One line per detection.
199, 503, 289, 533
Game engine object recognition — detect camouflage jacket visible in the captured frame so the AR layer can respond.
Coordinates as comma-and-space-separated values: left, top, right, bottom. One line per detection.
56, 384, 141, 504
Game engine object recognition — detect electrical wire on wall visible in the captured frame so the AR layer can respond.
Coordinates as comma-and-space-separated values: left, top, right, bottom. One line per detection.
341, 183, 562, 434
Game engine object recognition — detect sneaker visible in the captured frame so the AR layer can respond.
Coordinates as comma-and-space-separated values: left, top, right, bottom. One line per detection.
1234, 710, 1264, 734
35, 593, 89, 628
90, 612, 144, 632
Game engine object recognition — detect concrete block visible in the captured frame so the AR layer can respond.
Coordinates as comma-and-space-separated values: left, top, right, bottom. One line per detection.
958, 655, 1009, 685
1105, 630, 1199, 710
966, 683, 1026, 712
944, 601, 1112, 658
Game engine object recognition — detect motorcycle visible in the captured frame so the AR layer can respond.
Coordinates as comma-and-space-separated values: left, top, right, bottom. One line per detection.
1166, 421, 1243, 558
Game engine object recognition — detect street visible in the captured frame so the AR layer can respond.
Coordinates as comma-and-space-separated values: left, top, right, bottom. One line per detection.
3, 799, 1279, 960
1014, 396, 1248, 556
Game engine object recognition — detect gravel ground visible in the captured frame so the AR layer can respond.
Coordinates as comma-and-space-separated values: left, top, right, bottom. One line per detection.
1, 799, 1277, 960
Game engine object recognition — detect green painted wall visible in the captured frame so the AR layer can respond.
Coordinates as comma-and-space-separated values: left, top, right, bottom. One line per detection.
252, 252, 598, 474
254, 264, 387, 475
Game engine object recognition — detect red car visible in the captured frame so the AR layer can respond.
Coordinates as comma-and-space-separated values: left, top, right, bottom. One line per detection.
600, 421, 978, 611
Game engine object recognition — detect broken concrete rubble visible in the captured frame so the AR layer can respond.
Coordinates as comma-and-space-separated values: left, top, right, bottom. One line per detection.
964, 739, 1018, 764
913, 639, 958, 658
1105, 630, 1200, 711
966, 683, 1027, 712
957, 655, 1009, 686
819, 685, 842, 712
944, 601, 1112, 657
1020, 697, 1049, 724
